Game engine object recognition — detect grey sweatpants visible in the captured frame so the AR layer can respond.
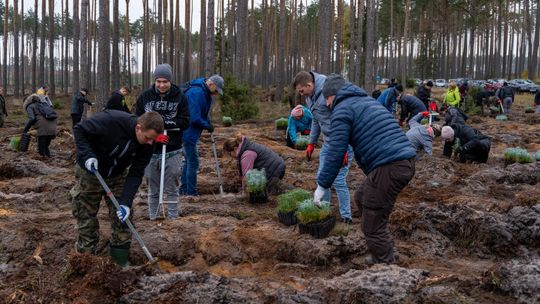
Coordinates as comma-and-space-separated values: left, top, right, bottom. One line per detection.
145, 150, 183, 220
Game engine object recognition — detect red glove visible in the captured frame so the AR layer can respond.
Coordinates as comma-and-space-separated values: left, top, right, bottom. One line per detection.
421, 111, 430, 117
342, 151, 349, 167
155, 134, 169, 144
306, 144, 315, 160
302, 129, 311, 135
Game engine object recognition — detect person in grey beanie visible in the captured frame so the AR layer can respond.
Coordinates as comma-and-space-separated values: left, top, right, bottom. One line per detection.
135, 63, 190, 220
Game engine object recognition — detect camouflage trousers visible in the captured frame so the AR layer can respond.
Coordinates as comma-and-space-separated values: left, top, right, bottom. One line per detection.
70, 164, 132, 253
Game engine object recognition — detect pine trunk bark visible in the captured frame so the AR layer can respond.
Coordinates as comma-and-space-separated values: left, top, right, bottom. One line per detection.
81, 0, 89, 89
205, 0, 215, 75
364, 0, 375, 91
14, 0, 20, 97
97, 0, 110, 109
48, 0, 55, 96
112, 0, 120, 88
199, 0, 206, 75
183, 0, 191, 82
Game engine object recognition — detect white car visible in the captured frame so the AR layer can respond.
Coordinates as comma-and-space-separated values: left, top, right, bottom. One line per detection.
434, 79, 447, 87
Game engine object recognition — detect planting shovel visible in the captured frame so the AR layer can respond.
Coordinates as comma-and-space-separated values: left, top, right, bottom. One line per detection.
93, 170, 157, 264
210, 132, 225, 196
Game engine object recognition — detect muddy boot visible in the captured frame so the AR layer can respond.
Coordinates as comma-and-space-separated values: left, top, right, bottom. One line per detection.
110, 246, 130, 267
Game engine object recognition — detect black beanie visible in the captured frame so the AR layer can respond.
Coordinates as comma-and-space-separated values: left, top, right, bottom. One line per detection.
322, 74, 347, 99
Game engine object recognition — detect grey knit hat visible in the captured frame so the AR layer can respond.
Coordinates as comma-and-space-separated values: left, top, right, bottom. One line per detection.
322, 74, 347, 99
153, 63, 173, 81
208, 75, 225, 95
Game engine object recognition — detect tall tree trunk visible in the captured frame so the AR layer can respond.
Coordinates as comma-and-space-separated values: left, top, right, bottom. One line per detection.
348, 0, 356, 82
364, 0, 375, 91
81, 0, 89, 89
91, 0, 97, 90
168, 0, 174, 64
275, 0, 286, 101
319, 0, 331, 74
156, 0, 163, 63
73, 0, 80, 90
335, 0, 343, 73
111, 0, 120, 88
183, 0, 191, 82
14, 0, 20, 97
48, 0, 55, 96
531, 0, 540, 79
38, 0, 46, 87
63, 0, 70, 93
199, 0, 206, 75
525, 0, 534, 77
236, 0, 248, 81
205, 0, 215, 75
143, 0, 149, 86
21, 0, 25, 95
32, 0, 38, 90
261, 0, 269, 88
174, 0, 180, 81
401, 0, 410, 87
125, 0, 132, 88
3, 0, 9, 93
97, 0, 110, 109
355, 0, 364, 84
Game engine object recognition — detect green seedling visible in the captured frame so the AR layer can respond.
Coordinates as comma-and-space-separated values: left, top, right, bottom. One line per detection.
295, 199, 332, 225
504, 147, 533, 164
295, 135, 310, 150
245, 169, 267, 194
276, 189, 311, 213
275, 117, 288, 130
222, 116, 233, 127
10, 136, 21, 151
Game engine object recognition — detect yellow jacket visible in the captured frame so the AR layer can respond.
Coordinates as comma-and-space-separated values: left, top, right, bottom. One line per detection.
444, 87, 461, 107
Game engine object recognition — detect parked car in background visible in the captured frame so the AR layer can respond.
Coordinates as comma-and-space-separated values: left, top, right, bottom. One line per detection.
508, 79, 534, 93
434, 79, 448, 87
380, 78, 390, 85
469, 80, 485, 88
414, 78, 422, 86
485, 79, 504, 91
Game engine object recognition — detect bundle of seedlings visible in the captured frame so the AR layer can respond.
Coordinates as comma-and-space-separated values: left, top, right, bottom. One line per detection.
524, 107, 535, 114
275, 117, 288, 130
295, 135, 310, 150
245, 169, 267, 204
222, 116, 233, 127
11, 133, 31, 152
276, 189, 311, 226
503, 148, 533, 165
9, 136, 20, 151
296, 199, 336, 238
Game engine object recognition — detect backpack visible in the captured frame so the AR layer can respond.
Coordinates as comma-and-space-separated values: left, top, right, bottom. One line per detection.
372, 89, 382, 99
37, 102, 58, 120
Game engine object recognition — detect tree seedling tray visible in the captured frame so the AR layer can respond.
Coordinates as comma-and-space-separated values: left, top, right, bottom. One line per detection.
298, 216, 336, 239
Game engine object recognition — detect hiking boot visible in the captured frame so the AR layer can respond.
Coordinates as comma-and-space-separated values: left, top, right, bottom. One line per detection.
342, 217, 353, 225
110, 247, 130, 267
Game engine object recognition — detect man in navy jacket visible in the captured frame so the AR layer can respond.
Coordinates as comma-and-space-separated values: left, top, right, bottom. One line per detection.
180, 75, 224, 196
314, 75, 416, 264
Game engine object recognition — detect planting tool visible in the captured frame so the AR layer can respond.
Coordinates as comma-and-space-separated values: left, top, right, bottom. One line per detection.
428, 112, 439, 125
210, 132, 224, 196
155, 128, 181, 220
93, 170, 157, 264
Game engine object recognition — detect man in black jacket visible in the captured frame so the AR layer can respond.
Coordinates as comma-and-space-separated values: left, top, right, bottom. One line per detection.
416, 80, 433, 109
495, 82, 514, 114
70, 88, 91, 127
135, 63, 190, 220
105, 87, 132, 113
441, 124, 491, 163
71, 110, 164, 266
397, 94, 427, 125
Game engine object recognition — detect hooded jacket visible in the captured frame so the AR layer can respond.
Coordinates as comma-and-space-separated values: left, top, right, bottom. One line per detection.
377, 87, 400, 112
135, 83, 190, 153
444, 106, 468, 126
237, 137, 285, 181
182, 78, 213, 145
73, 110, 153, 207
287, 105, 312, 144
444, 87, 461, 107
443, 124, 490, 158
406, 112, 433, 156
317, 83, 416, 189
23, 94, 57, 136
306, 72, 333, 144
399, 95, 427, 122
415, 85, 431, 105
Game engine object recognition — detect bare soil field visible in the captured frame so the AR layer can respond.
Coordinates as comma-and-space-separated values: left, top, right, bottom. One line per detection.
0, 92, 539, 303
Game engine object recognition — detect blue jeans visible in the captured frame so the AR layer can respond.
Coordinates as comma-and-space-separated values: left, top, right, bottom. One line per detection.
317, 143, 354, 220
180, 141, 199, 196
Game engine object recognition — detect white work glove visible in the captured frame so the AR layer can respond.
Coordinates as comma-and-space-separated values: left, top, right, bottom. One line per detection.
313, 185, 327, 207
116, 205, 130, 222
85, 158, 98, 172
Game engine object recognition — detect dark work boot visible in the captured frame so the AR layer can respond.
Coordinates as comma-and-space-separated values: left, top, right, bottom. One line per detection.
110, 246, 130, 267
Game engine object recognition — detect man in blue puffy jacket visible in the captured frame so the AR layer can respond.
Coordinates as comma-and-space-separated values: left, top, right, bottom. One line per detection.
293, 71, 354, 224
314, 75, 417, 264
377, 84, 403, 113
180, 75, 224, 196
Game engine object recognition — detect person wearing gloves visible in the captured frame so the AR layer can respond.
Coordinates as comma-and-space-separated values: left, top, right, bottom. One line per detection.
313, 75, 416, 264
135, 63, 190, 220
180, 75, 224, 196
286, 104, 312, 148
377, 84, 403, 113
71, 110, 164, 266
441, 124, 491, 163
397, 94, 427, 126
105, 87, 132, 113
70, 88, 92, 127
406, 111, 435, 157
293, 71, 354, 224
223, 134, 289, 195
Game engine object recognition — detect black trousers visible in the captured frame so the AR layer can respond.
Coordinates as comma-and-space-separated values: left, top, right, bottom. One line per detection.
37, 135, 55, 157
354, 158, 415, 264
71, 114, 82, 127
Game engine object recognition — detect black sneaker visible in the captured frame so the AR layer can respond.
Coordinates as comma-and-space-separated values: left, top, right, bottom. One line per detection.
342, 217, 353, 225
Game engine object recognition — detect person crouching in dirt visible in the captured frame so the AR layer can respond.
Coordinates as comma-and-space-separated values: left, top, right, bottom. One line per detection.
286, 105, 312, 148
441, 124, 491, 163
22, 92, 58, 157
71, 110, 164, 266
223, 135, 291, 195
397, 93, 427, 127
495, 82, 515, 114
406, 111, 435, 158
443, 104, 468, 126
314, 75, 416, 265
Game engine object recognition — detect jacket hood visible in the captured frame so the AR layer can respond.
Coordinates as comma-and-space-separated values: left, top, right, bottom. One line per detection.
311, 72, 326, 100
332, 83, 369, 109
23, 94, 44, 110
151, 83, 181, 98
188, 78, 210, 93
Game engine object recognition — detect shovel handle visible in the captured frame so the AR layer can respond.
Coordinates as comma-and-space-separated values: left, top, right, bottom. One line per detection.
94, 171, 156, 263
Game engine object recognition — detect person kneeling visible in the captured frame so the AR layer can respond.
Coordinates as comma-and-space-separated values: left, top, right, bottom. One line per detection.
441, 125, 491, 163
286, 105, 312, 148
